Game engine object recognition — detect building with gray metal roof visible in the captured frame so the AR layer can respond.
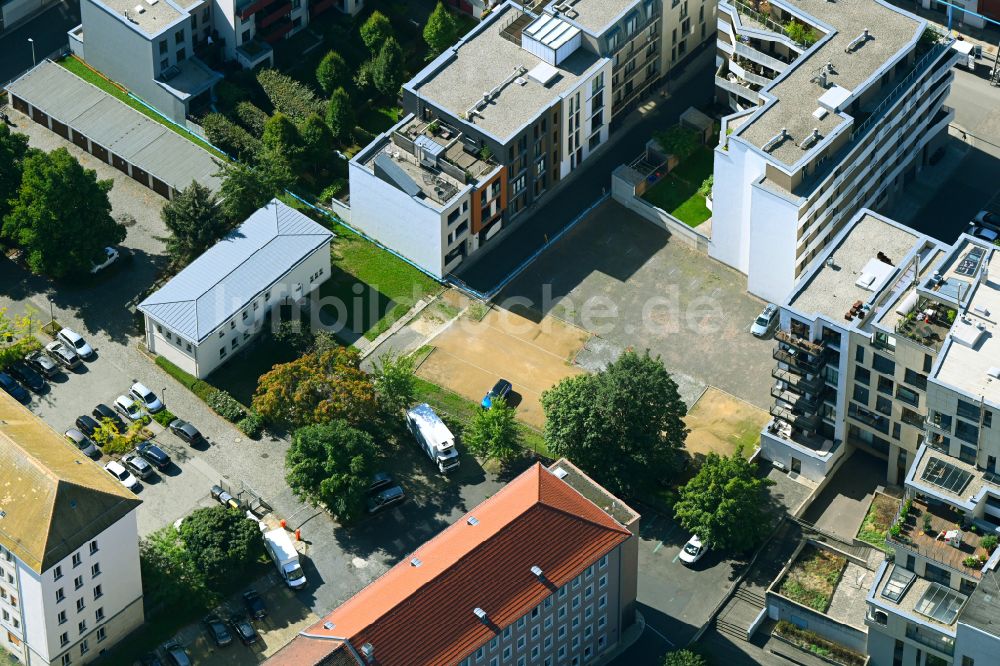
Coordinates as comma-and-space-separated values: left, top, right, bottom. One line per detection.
138, 199, 333, 378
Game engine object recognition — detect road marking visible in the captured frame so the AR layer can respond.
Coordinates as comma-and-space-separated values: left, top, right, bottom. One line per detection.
653, 541, 664, 554
646, 624, 675, 647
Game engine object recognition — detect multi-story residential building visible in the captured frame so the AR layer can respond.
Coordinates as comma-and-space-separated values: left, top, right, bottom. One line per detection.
709, 0, 960, 304
264, 459, 640, 666
138, 198, 333, 379
0, 390, 144, 665
345, 0, 715, 278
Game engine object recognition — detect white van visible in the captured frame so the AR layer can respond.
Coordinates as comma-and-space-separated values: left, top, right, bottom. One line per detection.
406, 403, 460, 473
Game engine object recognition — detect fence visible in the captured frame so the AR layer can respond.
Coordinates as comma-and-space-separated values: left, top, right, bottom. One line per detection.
611, 163, 711, 253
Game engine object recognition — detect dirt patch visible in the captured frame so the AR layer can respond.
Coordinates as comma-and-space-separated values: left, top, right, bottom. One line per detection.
778, 545, 848, 612
856, 492, 900, 551
416, 306, 590, 428
683, 387, 770, 462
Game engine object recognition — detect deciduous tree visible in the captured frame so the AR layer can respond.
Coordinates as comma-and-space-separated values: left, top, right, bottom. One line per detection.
663, 650, 708, 666
654, 125, 700, 161
299, 113, 334, 174
177, 506, 264, 586
161, 180, 228, 265
371, 351, 416, 420
326, 87, 355, 142
372, 37, 405, 97
216, 151, 292, 224
423, 2, 459, 57
0, 124, 30, 221
285, 420, 378, 523
360, 11, 393, 53
262, 112, 302, 166
464, 396, 522, 463
201, 112, 260, 161
2, 148, 125, 278
316, 50, 350, 96
541, 349, 688, 497
673, 451, 775, 553
256, 69, 325, 123
140, 527, 212, 610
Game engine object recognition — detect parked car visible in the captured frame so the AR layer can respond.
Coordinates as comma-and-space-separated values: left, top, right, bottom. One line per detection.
751, 303, 779, 338
203, 614, 232, 647
74, 414, 101, 437
137, 441, 172, 471
105, 460, 139, 491
168, 419, 204, 446
114, 395, 143, 421
123, 451, 155, 480
481, 378, 512, 409
44, 340, 81, 369
369, 471, 394, 494
65, 428, 98, 458
678, 534, 707, 565
90, 246, 119, 274
974, 210, 1000, 230
229, 615, 258, 645
163, 642, 191, 666
367, 485, 405, 514
25, 350, 59, 378
130, 382, 164, 413
970, 224, 999, 242
141, 653, 164, 666
8, 361, 45, 392
92, 403, 125, 432
242, 589, 268, 620
57, 328, 94, 360
0, 372, 29, 404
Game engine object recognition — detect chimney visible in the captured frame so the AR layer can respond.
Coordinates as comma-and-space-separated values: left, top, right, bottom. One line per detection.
474, 607, 488, 623
360, 643, 375, 663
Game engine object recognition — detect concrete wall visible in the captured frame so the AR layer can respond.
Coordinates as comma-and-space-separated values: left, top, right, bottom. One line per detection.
708, 138, 761, 275
611, 165, 710, 252
759, 430, 843, 484
955, 621, 1000, 666
746, 179, 799, 305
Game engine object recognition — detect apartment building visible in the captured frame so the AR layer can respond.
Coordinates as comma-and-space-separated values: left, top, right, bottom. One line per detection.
139, 199, 332, 378
710, 0, 960, 304
0, 391, 144, 665
345, 0, 715, 278
265, 460, 640, 666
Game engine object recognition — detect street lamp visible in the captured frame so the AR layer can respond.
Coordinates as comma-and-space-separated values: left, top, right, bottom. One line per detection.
27, 38, 35, 67
162, 387, 167, 408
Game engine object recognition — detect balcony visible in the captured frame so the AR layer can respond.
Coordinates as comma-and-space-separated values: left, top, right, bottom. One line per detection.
770, 404, 820, 431
771, 386, 822, 413
237, 0, 276, 20
259, 17, 293, 43
888, 500, 983, 579
775, 330, 825, 356
310, 0, 336, 16
848, 403, 890, 434
773, 347, 825, 374
772, 367, 824, 393
236, 40, 273, 70
258, 1, 292, 28
905, 624, 955, 656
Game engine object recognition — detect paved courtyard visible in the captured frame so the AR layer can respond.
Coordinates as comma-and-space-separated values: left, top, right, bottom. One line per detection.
800, 451, 888, 541
500, 200, 776, 409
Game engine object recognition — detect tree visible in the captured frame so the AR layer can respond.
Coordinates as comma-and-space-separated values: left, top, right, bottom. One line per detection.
140, 527, 212, 611
541, 349, 688, 497
0, 124, 30, 222
161, 180, 228, 265
464, 396, 522, 463
673, 451, 775, 554
285, 420, 378, 523
360, 11, 393, 53
371, 351, 416, 420
2, 148, 125, 278
372, 38, 405, 97
423, 2, 459, 57
216, 152, 292, 224
255, 69, 325, 123
326, 87, 356, 142
177, 506, 264, 587
316, 50, 350, 96
654, 125, 700, 161
201, 112, 261, 160
234, 101, 270, 137
299, 113, 334, 174
663, 649, 708, 666
252, 344, 379, 429
262, 112, 302, 166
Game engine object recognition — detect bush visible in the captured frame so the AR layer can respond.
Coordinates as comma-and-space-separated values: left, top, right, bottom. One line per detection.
654, 125, 700, 161
785, 21, 819, 47
201, 113, 260, 161
982, 534, 998, 554
256, 69, 325, 124
923, 513, 933, 533
234, 101, 269, 138
151, 408, 176, 428
663, 650, 707, 666
208, 390, 247, 422
698, 175, 713, 198
213, 80, 249, 114
237, 411, 265, 440
964, 556, 981, 567
155, 356, 216, 403
320, 179, 348, 202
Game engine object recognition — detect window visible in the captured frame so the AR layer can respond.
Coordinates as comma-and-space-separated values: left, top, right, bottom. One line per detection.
572, 594, 581, 610
599, 555, 608, 569
517, 636, 525, 651
960, 445, 978, 465
56, 588, 65, 603
598, 594, 607, 609
559, 586, 568, 599
60, 632, 69, 647
160, 58, 169, 71
896, 385, 919, 407
219, 330, 224, 339
892, 422, 901, 440
544, 635, 552, 650
93, 585, 102, 600
72, 553, 81, 567
219, 348, 226, 359
95, 607, 104, 622
76, 598, 85, 612
598, 614, 607, 629
572, 615, 581, 629
875, 396, 892, 416
230, 321, 235, 330
599, 574, 607, 589
956, 420, 979, 445
584, 584, 593, 599
585, 606, 593, 620
78, 620, 86, 635
558, 604, 567, 619
584, 646, 592, 661
584, 625, 593, 639
590, 73, 604, 96
96, 627, 106, 643
62, 655, 71, 666
232, 338, 239, 350
176, 48, 186, 62
57, 610, 66, 625
531, 625, 539, 640
74, 576, 83, 590
855, 346, 865, 363
503, 646, 512, 661
872, 353, 895, 375
265, 291, 271, 302
79, 640, 88, 656
958, 400, 981, 421
877, 376, 894, 395
517, 657, 525, 666
558, 625, 566, 639
903, 369, 927, 390
503, 626, 512, 640
159, 40, 167, 54
54, 566, 63, 581
855, 366, 870, 385
852, 385, 870, 405
544, 616, 553, 630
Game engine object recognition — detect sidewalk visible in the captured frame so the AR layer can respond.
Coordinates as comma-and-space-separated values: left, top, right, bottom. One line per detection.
888, 0, 1000, 56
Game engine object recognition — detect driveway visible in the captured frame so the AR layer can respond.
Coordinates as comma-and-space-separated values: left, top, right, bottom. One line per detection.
499, 199, 776, 409
800, 450, 888, 541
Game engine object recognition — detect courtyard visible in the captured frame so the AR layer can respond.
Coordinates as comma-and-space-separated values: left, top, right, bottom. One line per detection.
683, 387, 770, 463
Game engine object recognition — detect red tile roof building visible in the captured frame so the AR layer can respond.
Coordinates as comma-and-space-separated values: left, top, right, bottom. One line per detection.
267, 460, 640, 666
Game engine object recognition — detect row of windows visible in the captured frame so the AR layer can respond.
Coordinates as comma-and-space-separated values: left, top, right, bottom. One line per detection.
53, 542, 99, 582
58, 625, 107, 664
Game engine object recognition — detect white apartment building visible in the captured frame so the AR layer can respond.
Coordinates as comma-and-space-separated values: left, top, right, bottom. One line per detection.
0, 391, 144, 666
138, 198, 333, 379
710, 0, 960, 304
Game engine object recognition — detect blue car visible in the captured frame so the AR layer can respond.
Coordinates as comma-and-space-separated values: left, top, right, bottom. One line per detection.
481, 379, 512, 410
0, 372, 29, 404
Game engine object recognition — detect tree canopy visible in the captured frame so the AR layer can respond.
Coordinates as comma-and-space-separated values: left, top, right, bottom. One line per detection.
673, 451, 774, 553
255, 69, 325, 124
360, 11, 393, 52
371, 351, 416, 420
424, 2, 459, 57
654, 125, 700, 161
663, 649, 709, 666
252, 344, 379, 429
2, 148, 125, 278
541, 349, 688, 497
216, 152, 292, 224
177, 505, 264, 587
464, 396, 523, 464
0, 124, 30, 222
299, 113, 335, 175
316, 50, 350, 96
372, 37, 405, 97
326, 87, 355, 142
285, 420, 378, 523
140, 527, 212, 611
161, 180, 228, 265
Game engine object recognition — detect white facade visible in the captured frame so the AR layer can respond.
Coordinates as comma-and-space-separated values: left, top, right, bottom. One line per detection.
1, 511, 143, 666
559, 63, 612, 179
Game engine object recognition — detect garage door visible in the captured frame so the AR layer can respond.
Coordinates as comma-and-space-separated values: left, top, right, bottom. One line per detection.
31, 107, 49, 126
11, 95, 28, 114
91, 143, 109, 163
112, 154, 129, 174
50, 119, 69, 139
130, 165, 150, 187
72, 129, 89, 150
151, 177, 171, 199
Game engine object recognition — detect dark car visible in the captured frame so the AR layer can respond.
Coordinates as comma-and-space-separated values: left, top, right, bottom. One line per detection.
74, 414, 101, 437
481, 379, 513, 409
25, 350, 59, 378
242, 589, 268, 620
163, 642, 191, 666
367, 485, 405, 514
123, 452, 155, 480
203, 614, 233, 647
8, 361, 45, 393
0, 372, 29, 404
168, 418, 204, 446
137, 441, 172, 471
92, 403, 125, 432
369, 471, 394, 493
141, 653, 164, 666
229, 615, 258, 646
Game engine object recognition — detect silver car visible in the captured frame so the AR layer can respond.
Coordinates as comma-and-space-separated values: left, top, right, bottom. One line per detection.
750, 304, 778, 338
65, 428, 98, 458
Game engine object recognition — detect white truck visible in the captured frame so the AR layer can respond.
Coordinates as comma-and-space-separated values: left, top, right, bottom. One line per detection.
263, 528, 307, 589
953, 41, 977, 71
406, 403, 460, 473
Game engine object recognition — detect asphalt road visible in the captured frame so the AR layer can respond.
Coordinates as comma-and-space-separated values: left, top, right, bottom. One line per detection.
0, 0, 80, 86
454, 45, 716, 294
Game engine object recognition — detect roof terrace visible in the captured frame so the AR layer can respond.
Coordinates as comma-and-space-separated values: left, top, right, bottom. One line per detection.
870, 561, 966, 642
888, 499, 984, 579
540, 0, 639, 36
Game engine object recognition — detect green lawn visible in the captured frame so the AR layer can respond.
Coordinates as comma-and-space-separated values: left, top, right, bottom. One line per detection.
58, 56, 227, 160
642, 146, 713, 228
357, 104, 404, 137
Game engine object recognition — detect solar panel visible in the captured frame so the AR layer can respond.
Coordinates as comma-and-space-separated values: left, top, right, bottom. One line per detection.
921, 456, 973, 495
914, 583, 967, 624
881, 565, 916, 602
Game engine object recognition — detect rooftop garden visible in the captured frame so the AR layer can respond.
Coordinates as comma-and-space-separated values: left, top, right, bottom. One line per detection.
856, 492, 900, 551
773, 621, 866, 666
641, 125, 714, 228
778, 545, 847, 612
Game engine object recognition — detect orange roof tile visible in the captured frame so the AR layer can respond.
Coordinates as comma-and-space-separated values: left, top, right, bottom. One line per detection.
267, 463, 632, 666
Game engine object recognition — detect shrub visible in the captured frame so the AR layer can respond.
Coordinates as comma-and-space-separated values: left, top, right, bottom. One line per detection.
201, 113, 260, 161
982, 535, 999, 554
923, 513, 933, 533
213, 80, 249, 114
964, 556, 981, 568
151, 409, 176, 428
320, 179, 348, 202
698, 175, 713, 198
234, 101, 269, 137
889, 523, 901, 538
208, 390, 247, 422
654, 125, 700, 161
155, 356, 216, 403
785, 21, 819, 47
256, 69, 325, 124
237, 411, 265, 440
